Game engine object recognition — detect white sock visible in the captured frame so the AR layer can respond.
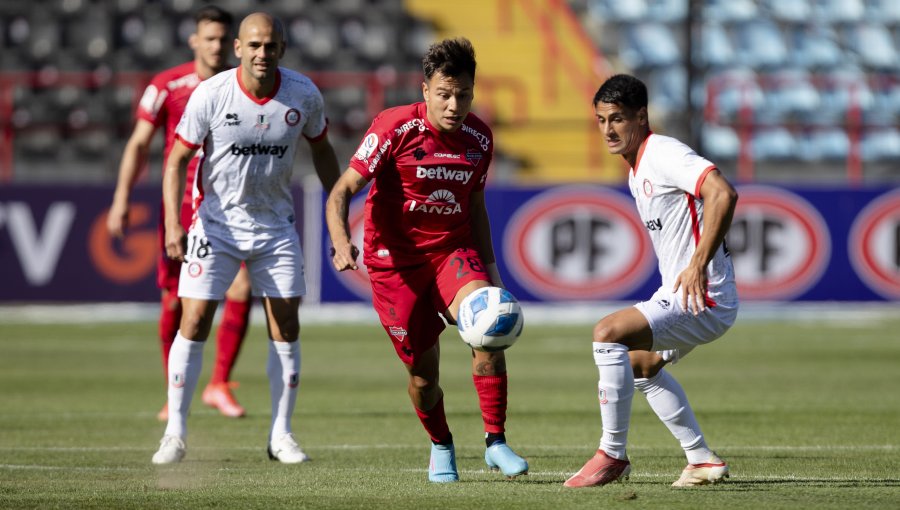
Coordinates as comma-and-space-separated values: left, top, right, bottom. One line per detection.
164, 332, 205, 438
593, 342, 633, 460
634, 369, 713, 465
267, 339, 300, 441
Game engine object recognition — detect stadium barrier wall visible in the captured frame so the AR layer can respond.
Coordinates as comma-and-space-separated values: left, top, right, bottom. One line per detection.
2, 184, 899, 303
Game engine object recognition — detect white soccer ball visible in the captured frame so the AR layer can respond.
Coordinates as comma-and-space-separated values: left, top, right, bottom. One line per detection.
457, 286, 524, 352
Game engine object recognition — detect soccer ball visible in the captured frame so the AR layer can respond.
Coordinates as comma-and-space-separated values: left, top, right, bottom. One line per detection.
457, 286, 524, 352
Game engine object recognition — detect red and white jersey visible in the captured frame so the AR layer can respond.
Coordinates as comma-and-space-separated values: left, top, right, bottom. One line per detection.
175, 67, 328, 237
136, 61, 203, 205
349, 102, 493, 269
627, 133, 737, 305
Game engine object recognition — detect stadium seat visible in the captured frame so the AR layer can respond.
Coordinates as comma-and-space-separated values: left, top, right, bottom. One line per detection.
796, 128, 850, 161
619, 23, 680, 69
751, 127, 798, 161
733, 20, 789, 69
763, 0, 811, 23
842, 23, 899, 71
697, 22, 736, 69
860, 128, 900, 161
788, 26, 844, 70
702, 124, 741, 161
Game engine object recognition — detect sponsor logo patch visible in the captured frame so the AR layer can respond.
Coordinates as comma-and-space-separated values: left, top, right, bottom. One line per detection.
355, 133, 378, 161
415, 165, 473, 184
224, 112, 241, 126
230, 143, 288, 158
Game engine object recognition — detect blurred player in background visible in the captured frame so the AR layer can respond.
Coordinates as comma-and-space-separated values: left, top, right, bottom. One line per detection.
564, 74, 739, 488
325, 37, 528, 483
107, 5, 249, 421
151, 12, 340, 465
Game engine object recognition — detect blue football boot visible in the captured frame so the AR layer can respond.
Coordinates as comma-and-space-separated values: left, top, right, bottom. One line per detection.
485, 442, 529, 478
428, 443, 459, 483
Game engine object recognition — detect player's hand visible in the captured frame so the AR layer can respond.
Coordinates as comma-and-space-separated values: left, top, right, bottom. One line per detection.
330, 243, 359, 271
164, 225, 187, 262
672, 264, 708, 316
106, 202, 129, 239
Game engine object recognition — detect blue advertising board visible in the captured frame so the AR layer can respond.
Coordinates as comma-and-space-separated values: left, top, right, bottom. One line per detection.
2, 184, 899, 302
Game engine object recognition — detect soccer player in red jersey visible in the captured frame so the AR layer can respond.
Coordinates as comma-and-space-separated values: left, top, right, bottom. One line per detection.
325, 37, 528, 482
107, 6, 249, 420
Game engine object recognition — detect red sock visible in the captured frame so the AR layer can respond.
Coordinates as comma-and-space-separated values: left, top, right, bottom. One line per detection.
414, 396, 452, 444
210, 298, 251, 384
158, 292, 182, 381
473, 374, 508, 434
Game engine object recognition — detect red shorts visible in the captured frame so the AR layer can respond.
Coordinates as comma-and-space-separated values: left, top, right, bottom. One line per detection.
369, 247, 491, 366
156, 200, 193, 292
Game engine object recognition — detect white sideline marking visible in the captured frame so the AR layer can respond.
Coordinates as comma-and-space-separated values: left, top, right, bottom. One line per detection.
0, 463, 888, 483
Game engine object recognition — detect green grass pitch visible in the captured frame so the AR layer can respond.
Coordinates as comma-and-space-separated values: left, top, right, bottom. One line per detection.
1, 312, 898, 509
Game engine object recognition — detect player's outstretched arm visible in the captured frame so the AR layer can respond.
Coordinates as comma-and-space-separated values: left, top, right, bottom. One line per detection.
673, 169, 738, 315
108, 119, 157, 238
470, 190, 504, 288
324, 168, 367, 271
308, 134, 341, 194
161, 138, 197, 262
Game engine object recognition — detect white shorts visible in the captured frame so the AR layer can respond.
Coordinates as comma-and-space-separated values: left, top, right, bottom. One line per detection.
633, 287, 738, 364
178, 226, 306, 300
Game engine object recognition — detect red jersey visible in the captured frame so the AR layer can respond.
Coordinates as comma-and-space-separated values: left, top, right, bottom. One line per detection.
349, 102, 493, 269
135, 61, 202, 204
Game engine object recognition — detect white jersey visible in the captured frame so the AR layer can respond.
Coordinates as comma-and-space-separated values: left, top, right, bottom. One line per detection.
175, 67, 328, 237
627, 133, 737, 306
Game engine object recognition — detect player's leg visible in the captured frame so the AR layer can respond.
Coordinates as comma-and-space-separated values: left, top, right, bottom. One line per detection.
370, 265, 456, 482
631, 350, 727, 486
156, 223, 184, 421
152, 227, 241, 464
440, 253, 528, 478
251, 231, 308, 463
152, 297, 219, 465
405, 344, 458, 482
563, 306, 650, 488
630, 289, 737, 486
262, 295, 308, 463
203, 264, 252, 418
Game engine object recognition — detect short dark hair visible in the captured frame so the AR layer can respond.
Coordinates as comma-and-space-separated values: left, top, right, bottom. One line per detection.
194, 5, 233, 27
422, 37, 476, 81
593, 74, 648, 112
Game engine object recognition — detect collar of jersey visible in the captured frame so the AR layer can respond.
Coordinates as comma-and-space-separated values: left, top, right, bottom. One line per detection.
236, 67, 281, 105
631, 130, 654, 176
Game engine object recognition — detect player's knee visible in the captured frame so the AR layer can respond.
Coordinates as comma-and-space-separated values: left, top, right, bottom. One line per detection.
592, 319, 618, 344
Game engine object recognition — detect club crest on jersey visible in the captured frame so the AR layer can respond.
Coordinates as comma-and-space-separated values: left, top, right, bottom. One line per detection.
643, 179, 653, 197
389, 326, 408, 343
187, 262, 203, 278
465, 148, 483, 165
256, 114, 269, 129
285, 108, 301, 126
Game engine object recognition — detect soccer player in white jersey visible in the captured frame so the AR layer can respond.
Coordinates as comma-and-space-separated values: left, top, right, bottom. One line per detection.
151, 12, 340, 465
564, 74, 739, 488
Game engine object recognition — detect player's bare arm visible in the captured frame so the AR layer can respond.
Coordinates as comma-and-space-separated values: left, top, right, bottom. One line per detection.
161, 138, 197, 262
308, 135, 341, 194
469, 190, 504, 288
324, 169, 367, 271
108, 119, 157, 238
673, 169, 738, 315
